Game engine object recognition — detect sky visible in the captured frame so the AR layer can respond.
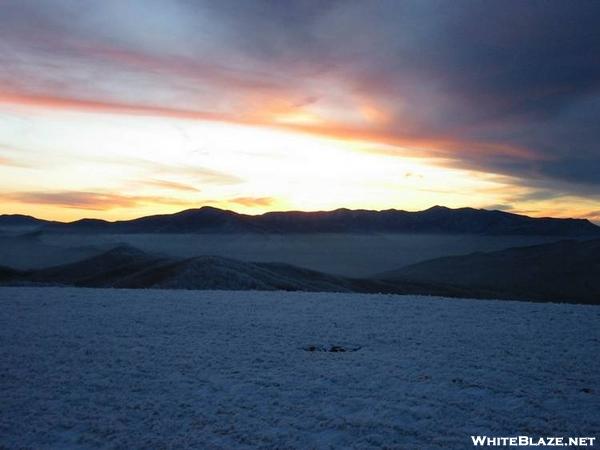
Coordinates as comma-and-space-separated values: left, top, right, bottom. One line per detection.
1, 0, 599, 222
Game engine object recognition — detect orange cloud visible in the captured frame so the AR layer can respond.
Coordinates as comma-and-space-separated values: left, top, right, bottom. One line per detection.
140, 179, 201, 193
0, 89, 546, 170
227, 197, 275, 207
201, 197, 277, 209
2, 191, 190, 210
0, 153, 32, 168
273, 121, 545, 162
582, 210, 600, 224
0, 91, 233, 123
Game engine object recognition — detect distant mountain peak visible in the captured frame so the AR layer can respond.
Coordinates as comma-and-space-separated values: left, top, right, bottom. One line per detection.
0, 214, 46, 226
68, 218, 109, 225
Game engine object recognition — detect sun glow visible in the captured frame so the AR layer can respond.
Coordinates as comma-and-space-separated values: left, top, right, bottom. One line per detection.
0, 100, 524, 222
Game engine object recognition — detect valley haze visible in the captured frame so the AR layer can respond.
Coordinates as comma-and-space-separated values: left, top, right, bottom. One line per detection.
1, 205, 599, 304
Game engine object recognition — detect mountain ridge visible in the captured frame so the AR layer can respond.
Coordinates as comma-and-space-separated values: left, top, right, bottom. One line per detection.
1, 245, 395, 293
376, 238, 600, 304
3, 240, 599, 304
1, 205, 598, 236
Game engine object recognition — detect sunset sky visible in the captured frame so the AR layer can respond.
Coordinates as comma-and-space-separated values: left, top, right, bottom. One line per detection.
1, 0, 599, 222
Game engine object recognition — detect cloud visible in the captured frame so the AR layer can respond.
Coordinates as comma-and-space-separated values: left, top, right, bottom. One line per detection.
226, 197, 275, 207
0, 91, 236, 123
88, 155, 243, 185
0, 156, 15, 167
149, 163, 243, 185
2, 191, 189, 210
139, 179, 201, 193
0, 150, 34, 169
202, 196, 276, 208
481, 204, 514, 212
582, 210, 600, 224
1, 0, 600, 201
0, 156, 34, 169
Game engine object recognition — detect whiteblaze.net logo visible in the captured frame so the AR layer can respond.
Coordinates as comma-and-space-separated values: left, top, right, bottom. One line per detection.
471, 436, 596, 447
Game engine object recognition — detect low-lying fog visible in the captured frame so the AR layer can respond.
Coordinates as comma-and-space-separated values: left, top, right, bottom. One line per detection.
0, 229, 562, 276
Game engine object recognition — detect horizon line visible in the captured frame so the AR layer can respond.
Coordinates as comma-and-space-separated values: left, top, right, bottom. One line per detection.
1, 204, 597, 225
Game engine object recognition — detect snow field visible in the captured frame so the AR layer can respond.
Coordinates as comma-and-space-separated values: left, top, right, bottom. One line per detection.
0, 287, 598, 449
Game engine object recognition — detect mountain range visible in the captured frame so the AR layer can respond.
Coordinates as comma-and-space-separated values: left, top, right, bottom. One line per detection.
1, 205, 598, 236
2, 240, 599, 304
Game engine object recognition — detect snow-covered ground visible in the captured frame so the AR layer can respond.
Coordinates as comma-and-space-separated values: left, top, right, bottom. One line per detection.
0, 287, 598, 449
